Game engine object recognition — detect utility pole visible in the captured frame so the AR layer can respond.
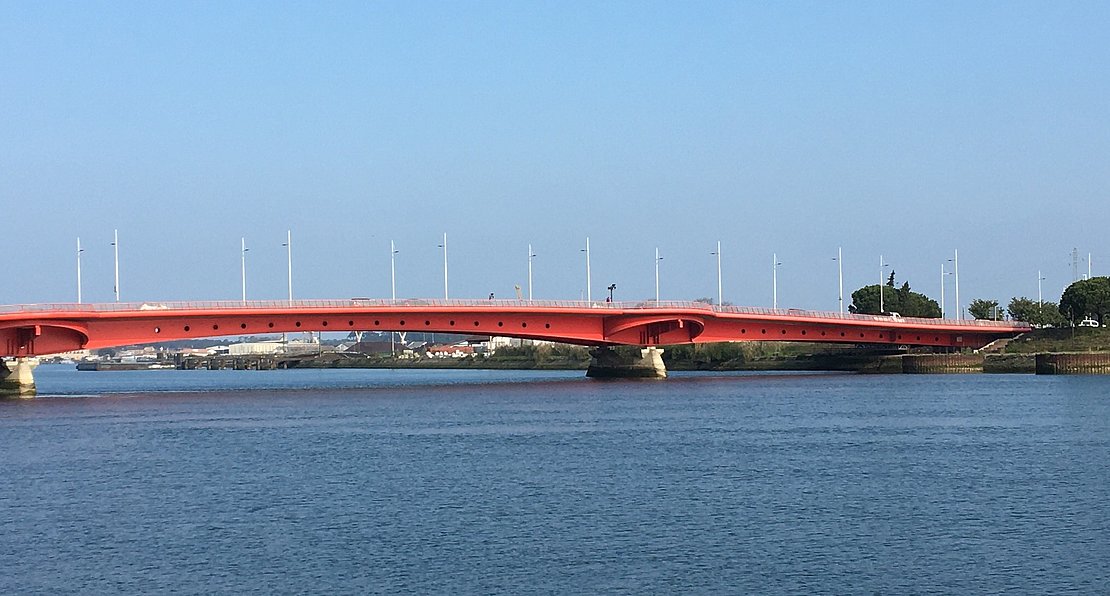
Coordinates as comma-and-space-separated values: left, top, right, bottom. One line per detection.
834, 247, 843, 313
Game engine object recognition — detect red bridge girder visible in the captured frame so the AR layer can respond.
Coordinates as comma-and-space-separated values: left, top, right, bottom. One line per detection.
0, 300, 1030, 357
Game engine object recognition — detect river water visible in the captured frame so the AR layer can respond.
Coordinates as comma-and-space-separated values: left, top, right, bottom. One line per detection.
2, 365, 1108, 594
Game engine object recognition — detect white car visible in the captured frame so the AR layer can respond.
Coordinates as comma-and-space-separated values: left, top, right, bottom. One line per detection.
1078, 318, 1100, 328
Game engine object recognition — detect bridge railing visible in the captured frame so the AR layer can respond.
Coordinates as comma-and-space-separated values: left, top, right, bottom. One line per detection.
0, 299, 1030, 329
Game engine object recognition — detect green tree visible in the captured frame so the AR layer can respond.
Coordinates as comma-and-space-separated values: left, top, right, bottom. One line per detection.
849, 276, 940, 317
1059, 277, 1110, 324
968, 299, 1002, 320
1007, 297, 1067, 327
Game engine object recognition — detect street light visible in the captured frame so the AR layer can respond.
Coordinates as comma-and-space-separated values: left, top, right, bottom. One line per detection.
607, 283, 617, 302
655, 247, 663, 302
710, 241, 722, 306
947, 249, 961, 320
954, 249, 960, 320
1038, 270, 1046, 307
390, 240, 399, 301
940, 263, 953, 318
110, 229, 120, 302
528, 244, 536, 301
438, 233, 449, 300
282, 230, 293, 301
833, 247, 844, 313
772, 253, 783, 310
581, 237, 592, 302
76, 237, 84, 304
240, 237, 249, 303
879, 255, 891, 314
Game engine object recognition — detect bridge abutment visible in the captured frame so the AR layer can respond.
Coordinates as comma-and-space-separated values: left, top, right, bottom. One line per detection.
586, 347, 667, 379
1, 358, 38, 397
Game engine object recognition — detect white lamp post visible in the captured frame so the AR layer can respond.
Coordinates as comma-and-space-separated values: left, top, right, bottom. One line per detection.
710, 241, 722, 306
833, 247, 843, 313
438, 233, 449, 300
111, 229, 120, 302
879, 255, 891, 314
282, 230, 293, 301
76, 237, 84, 304
948, 249, 960, 320
772, 253, 783, 309
527, 244, 536, 301
655, 247, 663, 302
940, 264, 956, 318
581, 237, 592, 302
240, 237, 249, 303
390, 240, 398, 301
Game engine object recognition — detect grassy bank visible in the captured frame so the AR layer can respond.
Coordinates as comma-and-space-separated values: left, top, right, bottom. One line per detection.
1001, 327, 1110, 354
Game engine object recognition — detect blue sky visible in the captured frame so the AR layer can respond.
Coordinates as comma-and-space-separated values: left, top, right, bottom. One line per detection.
2, 1, 1107, 312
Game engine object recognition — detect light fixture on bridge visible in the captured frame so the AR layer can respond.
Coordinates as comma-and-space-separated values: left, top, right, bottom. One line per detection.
528, 244, 536, 301
772, 253, 783, 310
282, 230, 293, 302
390, 240, 399, 301
879, 255, 891, 314
710, 241, 722, 306
655, 248, 663, 302
607, 283, 617, 303
241, 237, 249, 303
581, 237, 592, 302
110, 229, 120, 302
76, 237, 84, 304
438, 233, 449, 301
947, 249, 960, 320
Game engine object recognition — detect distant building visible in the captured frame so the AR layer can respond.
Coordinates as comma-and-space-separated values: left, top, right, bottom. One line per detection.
228, 342, 284, 356
343, 341, 395, 355
426, 343, 475, 358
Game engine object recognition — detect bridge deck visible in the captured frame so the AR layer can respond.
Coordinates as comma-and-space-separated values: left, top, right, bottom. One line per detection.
1, 299, 1031, 357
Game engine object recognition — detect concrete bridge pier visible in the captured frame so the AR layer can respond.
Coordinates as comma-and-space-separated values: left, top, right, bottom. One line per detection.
1, 358, 39, 397
586, 347, 667, 379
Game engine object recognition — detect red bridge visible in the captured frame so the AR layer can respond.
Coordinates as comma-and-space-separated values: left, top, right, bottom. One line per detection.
2, 299, 1030, 357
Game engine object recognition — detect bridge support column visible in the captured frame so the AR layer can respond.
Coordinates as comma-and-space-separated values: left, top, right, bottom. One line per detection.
1, 358, 39, 397
586, 347, 667, 379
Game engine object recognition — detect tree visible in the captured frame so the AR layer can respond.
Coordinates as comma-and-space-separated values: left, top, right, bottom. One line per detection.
968, 299, 1002, 320
849, 275, 941, 317
1059, 277, 1110, 324
1007, 297, 1067, 327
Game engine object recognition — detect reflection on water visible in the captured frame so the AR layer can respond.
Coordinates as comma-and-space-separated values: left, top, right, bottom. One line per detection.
2, 365, 1108, 593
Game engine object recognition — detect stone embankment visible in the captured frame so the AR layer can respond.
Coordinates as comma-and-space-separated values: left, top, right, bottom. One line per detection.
1035, 353, 1110, 375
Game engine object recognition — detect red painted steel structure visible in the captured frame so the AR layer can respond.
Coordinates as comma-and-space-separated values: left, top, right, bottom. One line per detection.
0, 299, 1030, 357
